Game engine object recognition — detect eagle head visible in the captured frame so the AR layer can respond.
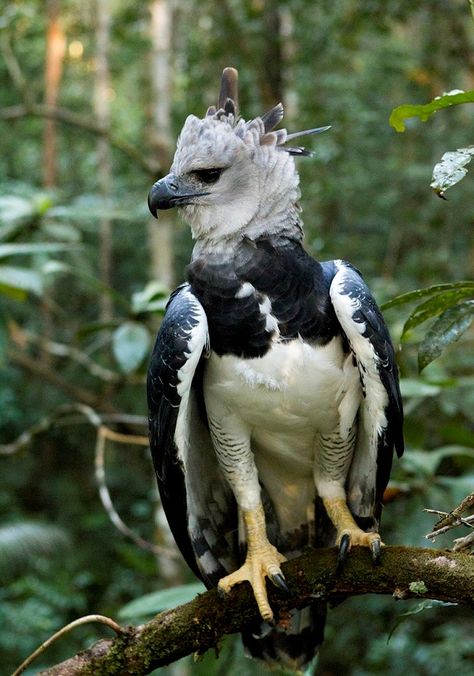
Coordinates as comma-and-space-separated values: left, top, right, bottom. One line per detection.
148, 67, 330, 246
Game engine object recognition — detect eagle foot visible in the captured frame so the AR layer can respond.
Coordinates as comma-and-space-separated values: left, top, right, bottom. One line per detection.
323, 497, 384, 568
218, 542, 286, 622
218, 504, 287, 622
336, 528, 383, 568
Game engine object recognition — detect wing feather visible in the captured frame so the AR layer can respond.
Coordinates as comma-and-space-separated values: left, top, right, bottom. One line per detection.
329, 261, 403, 522
147, 284, 237, 585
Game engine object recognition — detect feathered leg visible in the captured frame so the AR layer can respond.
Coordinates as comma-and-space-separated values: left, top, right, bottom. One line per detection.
315, 430, 382, 564
206, 407, 287, 621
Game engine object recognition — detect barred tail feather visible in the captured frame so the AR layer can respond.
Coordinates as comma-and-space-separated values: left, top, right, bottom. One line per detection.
241, 602, 326, 671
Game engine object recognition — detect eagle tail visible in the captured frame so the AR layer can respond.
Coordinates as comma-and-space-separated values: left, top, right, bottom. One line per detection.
241, 601, 326, 670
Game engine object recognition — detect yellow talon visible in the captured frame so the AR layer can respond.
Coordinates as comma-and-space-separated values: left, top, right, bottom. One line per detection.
218, 504, 286, 622
323, 497, 384, 563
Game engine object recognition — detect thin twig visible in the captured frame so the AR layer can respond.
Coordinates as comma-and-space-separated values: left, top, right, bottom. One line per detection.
12, 614, 126, 676
0, 35, 163, 176
1, 403, 178, 557
434, 492, 474, 529
425, 493, 474, 540
1, 403, 103, 455
0, 102, 161, 176
8, 347, 120, 414
453, 530, 474, 552
0, 34, 32, 104
469, 0, 474, 25
23, 331, 123, 382
95, 425, 178, 558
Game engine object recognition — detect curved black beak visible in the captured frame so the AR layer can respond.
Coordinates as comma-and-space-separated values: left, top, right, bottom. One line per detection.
148, 175, 180, 217
148, 174, 211, 218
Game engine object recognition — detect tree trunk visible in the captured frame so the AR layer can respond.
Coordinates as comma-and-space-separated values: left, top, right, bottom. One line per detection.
41, 0, 66, 370
148, 0, 174, 288
94, 0, 113, 322
43, 0, 66, 188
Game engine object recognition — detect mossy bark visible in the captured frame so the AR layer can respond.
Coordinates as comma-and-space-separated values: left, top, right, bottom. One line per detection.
39, 546, 474, 676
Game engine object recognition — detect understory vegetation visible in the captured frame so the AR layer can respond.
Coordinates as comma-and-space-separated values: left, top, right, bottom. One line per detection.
0, 1, 473, 674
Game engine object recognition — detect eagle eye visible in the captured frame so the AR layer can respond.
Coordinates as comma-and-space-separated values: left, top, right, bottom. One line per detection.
193, 168, 223, 184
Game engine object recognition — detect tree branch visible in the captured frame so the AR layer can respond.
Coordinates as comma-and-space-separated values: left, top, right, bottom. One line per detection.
7, 347, 120, 415
37, 546, 473, 675
0, 102, 162, 176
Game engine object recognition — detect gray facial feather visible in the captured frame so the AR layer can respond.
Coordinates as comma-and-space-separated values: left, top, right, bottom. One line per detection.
168, 74, 328, 251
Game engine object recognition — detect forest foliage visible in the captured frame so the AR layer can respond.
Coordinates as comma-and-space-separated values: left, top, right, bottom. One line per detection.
0, 1, 473, 674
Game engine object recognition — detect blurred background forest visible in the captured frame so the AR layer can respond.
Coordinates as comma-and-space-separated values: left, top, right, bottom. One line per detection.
0, 0, 473, 674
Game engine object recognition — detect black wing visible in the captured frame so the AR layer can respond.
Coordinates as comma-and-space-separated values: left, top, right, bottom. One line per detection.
327, 260, 404, 523
147, 283, 238, 586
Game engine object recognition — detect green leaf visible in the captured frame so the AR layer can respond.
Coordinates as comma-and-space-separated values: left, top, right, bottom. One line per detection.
380, 282, 474, 311
387, 600, 457, 643
399, 378, 441, 398
41, 221, 82, 243
0, 242, 75, 258
0, 266, 43, 295
0, 195, 34, 227
430, 146, 474, 197
402, 446, 474, 477
418, 301, 474, 372
0, 283, 27, 301
112, 321, 150, 373
131, 281, 169, 315
389, 89, 474, 132
119, 582, 206, 620
402, 289, 474, 337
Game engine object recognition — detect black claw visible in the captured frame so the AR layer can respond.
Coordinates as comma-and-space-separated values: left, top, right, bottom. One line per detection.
270, 572, 290, 595
337, 533, 351, 570
371, 539, 382, 565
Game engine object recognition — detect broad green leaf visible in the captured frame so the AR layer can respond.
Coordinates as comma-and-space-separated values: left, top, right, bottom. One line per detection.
389, 89, 474, 132
119, 582, 206, 620
0, 283, 27, 301
112, 321, 150, 373
402, 289, 474, 337
0, 266, 43, 295
0, 195, 34, 227
0, 242, 75, 258
380, 282, 474, 311
32, 192, 54, 215
387, 600, 457, 643
42, 221, 82, 243
418, 301, 474, 372
131, 280, 169, 315
48, 203, 144, 222
399, 378, 441, 398
0, 220, 27, 242
402, 446, 474, 477
430, 146, 474, 198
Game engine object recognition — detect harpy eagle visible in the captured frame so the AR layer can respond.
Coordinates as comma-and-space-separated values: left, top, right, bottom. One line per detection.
147, 67, 403, 669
